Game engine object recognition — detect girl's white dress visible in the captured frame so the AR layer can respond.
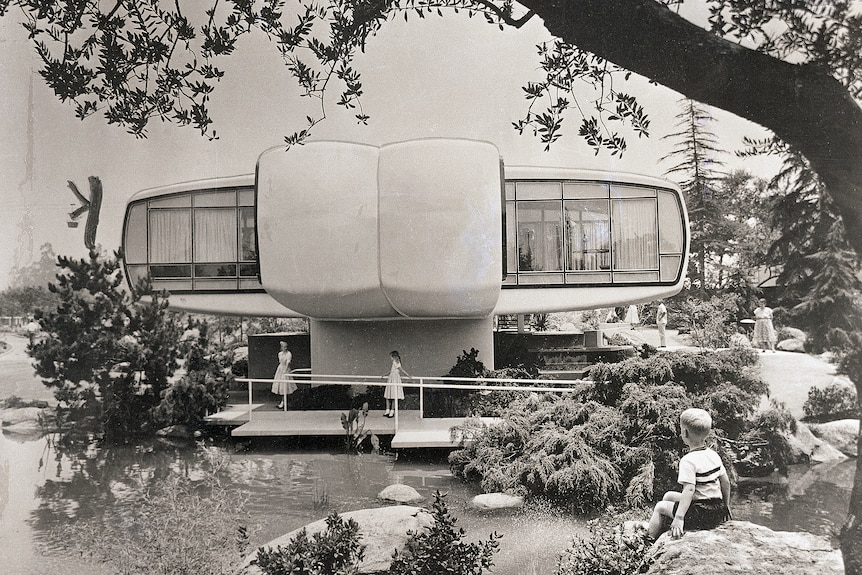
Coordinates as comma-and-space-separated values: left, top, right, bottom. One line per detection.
624, 304, 640, 325
271, 350, 297, 395
384, 358, 405, 400
753, 307, 777, 345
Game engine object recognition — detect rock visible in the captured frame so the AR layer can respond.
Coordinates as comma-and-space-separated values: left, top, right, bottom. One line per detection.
377, 483, 424, 504
469, 493, 524, 510
777, 339, 806, 352
155, 424, 195, 439
0, 406, 54, 427
646, 521, 843, 575
780, 327, 808, 342
2, 420, 49, 437
807, 419, 859, 457
785, 422, 849, 464
241, 506, 434, 574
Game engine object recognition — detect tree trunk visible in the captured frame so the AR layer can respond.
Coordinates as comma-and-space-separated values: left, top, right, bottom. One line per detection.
519, 0, 862, 255
842, 387, 862, 575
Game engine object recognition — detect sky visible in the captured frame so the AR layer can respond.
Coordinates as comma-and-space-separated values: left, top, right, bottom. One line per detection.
0, 5, 782, 291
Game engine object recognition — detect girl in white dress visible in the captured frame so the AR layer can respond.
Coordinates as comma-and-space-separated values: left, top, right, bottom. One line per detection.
271, 341, 297, 409
753, 298, 777, 353
383, 350, 409, 418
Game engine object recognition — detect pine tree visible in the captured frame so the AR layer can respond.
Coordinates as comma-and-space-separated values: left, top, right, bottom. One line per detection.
30, 250, 182, 439
661, 99, 726, 289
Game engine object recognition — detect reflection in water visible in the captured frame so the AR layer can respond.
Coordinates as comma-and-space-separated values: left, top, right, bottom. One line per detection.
1, 430, 855, 575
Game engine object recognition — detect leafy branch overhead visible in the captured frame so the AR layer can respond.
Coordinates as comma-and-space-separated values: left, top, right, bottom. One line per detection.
4, 1, 861, 154
3, 0, 644, 153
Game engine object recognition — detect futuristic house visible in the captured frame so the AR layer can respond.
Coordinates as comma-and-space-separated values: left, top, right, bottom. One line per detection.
122, 139, 688, 376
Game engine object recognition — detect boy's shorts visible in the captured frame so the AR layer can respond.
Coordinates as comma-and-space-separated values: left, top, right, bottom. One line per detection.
672, 498, 729, 530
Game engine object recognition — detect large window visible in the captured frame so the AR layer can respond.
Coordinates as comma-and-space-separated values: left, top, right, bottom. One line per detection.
504, 180, 684, 286
124, 187, 260, 292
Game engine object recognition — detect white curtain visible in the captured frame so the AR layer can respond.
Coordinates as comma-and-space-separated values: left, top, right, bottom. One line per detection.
517, 202, 562, 271
565, 202, 610, 270
195, 209, 237, 262
149, 210, 191, 263
612, 199, 658, 270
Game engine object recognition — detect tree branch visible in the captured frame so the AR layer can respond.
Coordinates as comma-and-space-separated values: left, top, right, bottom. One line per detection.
518, 0, 862, 254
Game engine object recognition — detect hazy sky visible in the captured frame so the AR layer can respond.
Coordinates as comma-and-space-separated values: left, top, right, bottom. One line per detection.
0, 6, 780, 290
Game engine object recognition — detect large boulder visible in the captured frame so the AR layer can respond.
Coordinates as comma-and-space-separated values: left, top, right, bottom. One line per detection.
785, 422, 849, 464
646, 521, 843, 575
377, 483, 424, 504
777, 339, 806, 352
242, 505, 433, 574
807, 419, 859, 457
469, 493, 524, 510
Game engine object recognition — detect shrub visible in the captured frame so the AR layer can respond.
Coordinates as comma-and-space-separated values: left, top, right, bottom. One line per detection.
555, 527, 654, 575
425, 348, 490, 417
803, 383, 860, 422
155, 371, 230, 428
255, 512, 365, 575
387, 491, 500, 575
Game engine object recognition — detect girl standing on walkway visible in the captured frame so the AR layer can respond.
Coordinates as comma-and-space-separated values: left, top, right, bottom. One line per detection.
271, 341, 297, 409
383, 350, 410, 418
753, 298, 777, 353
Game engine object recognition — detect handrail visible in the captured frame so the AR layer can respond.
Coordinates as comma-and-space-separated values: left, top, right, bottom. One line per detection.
237, 373, 593, 430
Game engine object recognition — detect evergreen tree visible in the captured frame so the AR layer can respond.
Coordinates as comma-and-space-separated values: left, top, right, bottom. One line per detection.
660, 99, 726, 289
30, 250, 182, 440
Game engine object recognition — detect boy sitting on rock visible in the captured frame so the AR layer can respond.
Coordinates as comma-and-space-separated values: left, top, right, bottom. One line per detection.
647, 407, 732, 540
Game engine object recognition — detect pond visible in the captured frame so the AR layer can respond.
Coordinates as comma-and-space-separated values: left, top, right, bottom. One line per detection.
0, 430, 855, 575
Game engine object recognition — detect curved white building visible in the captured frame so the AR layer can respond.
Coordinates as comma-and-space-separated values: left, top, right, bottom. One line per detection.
122, 139, 688, 375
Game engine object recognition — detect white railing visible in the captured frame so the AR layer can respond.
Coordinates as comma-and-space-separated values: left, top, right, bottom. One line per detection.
235, 371, 592, 431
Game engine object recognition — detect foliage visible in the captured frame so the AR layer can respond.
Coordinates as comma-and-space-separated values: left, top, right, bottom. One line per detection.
673, 294, 739, 349
9, 242, 59, 290
341, 402, 374, 452
0, 285, 60, 317
746, 144, 862, 353
387, 491, 500, 575
425, 348, 490, 417
155, 371, 230, 429
255, 512, 366, 575
555, 527, 654, 575
451, 347, 772, 511
66, 445, 250, 575
803, 382, 860, 422
28, 250, 188, 440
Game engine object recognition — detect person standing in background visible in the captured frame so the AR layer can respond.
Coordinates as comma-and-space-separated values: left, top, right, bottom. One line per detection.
271, 341, 297, 409
656, 300, 668, 347
753, 298, 777, 353
383, 350, 409, 418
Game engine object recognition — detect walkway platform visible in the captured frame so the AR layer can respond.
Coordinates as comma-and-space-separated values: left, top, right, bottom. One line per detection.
205, 405, 498, 449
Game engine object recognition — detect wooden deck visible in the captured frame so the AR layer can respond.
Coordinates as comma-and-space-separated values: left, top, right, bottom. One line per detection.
205, 405, 498, 449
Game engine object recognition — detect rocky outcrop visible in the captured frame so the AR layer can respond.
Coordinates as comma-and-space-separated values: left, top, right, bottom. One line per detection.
646, 521, 843, 575
377, 483, 424, 504
807, 419, 859, 457
0, 406, 56, 436
777, 338, 806, 352
242, 505, 433, 574
785, 421, 849, 464
469, 492, 524, 510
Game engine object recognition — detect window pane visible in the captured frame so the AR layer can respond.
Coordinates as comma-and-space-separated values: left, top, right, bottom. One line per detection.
194, 190, 236, 207
564, 200, 610, 271
505, 202, 517, 275
239, 207, 257, 261
149, 210, 191, 263
150, 264, 191, 278
124, 203, 148, 264
516, 181, 562, 200
563, 182, 608, 199
612, 198, 658, 270
195, 264, 237, 277
658, 191, 684, 253
239, 263, 260, 277
238, 188, 255, 206
195, 208, 237, 262
517, 201, 562, 271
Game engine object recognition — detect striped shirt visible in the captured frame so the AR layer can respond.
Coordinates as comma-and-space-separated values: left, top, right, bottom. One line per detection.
678, 447, 726, 501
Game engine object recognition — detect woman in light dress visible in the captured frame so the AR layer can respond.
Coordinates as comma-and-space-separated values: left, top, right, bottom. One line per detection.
624, 304, 640, 329
382, 350, 410, 418
271, 341, 297, 409
753, 298, 777, 353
